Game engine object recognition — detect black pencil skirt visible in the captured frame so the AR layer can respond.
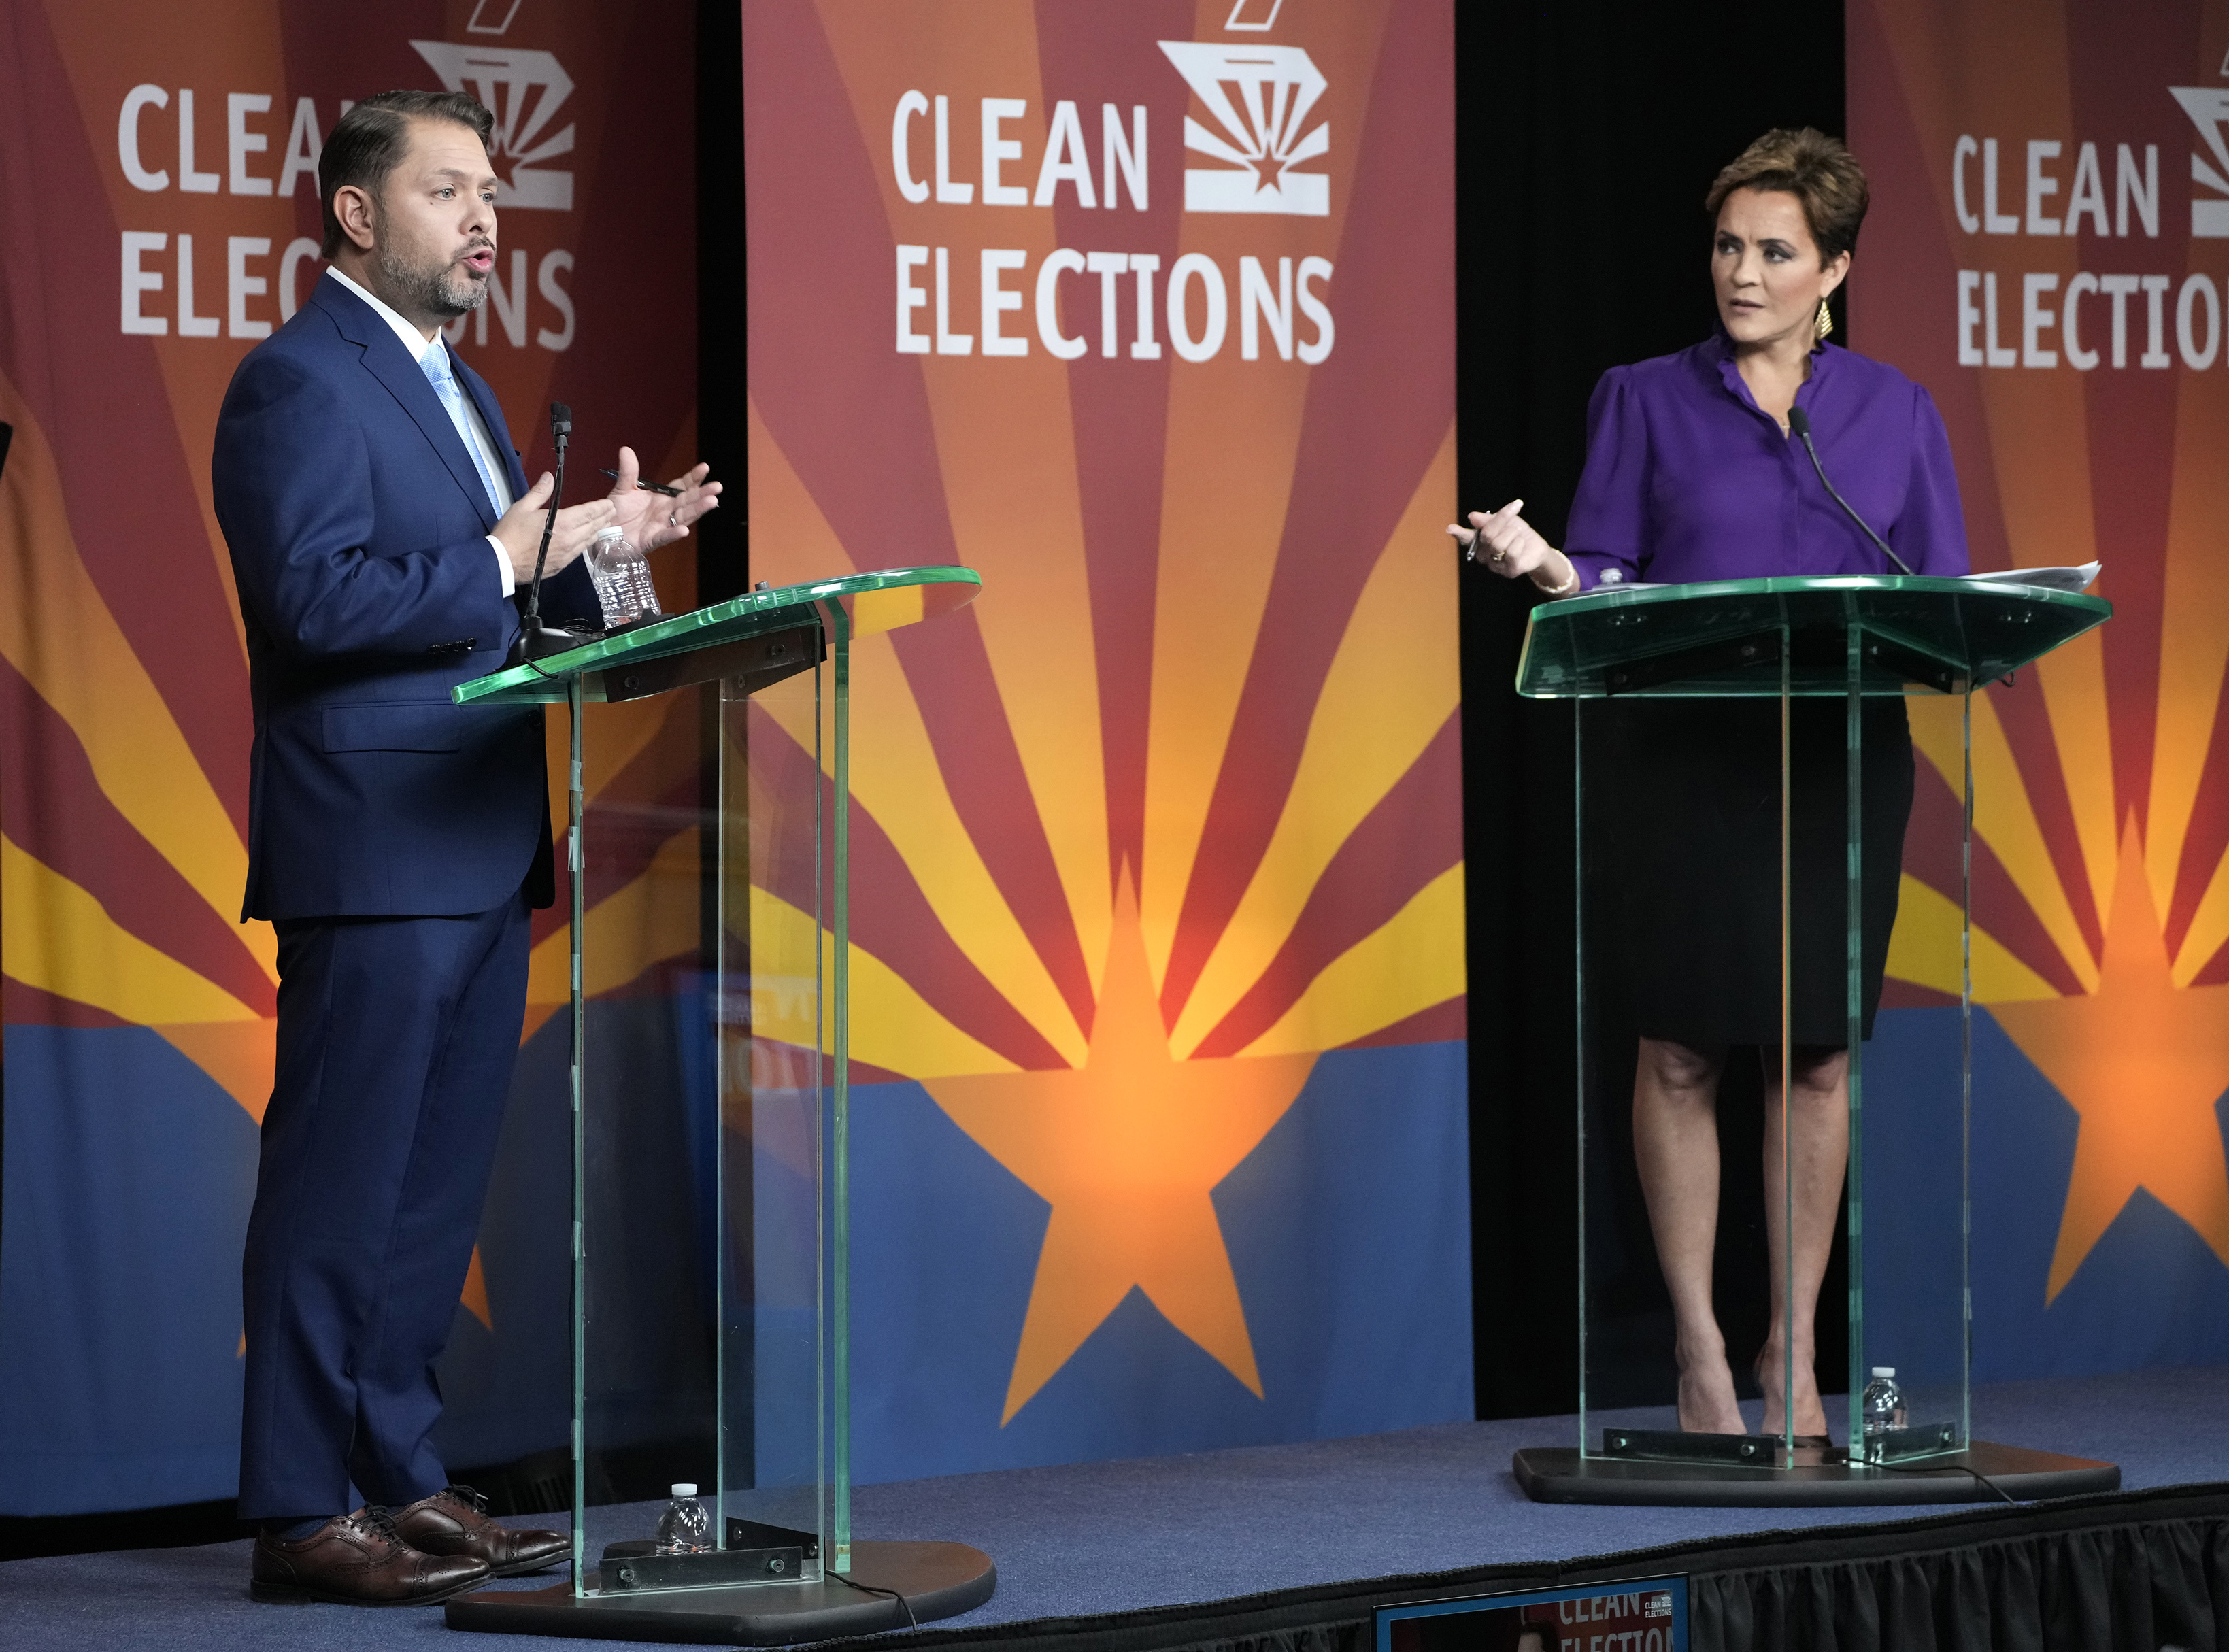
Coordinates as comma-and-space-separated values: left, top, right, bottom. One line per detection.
1588, 695, 1915, 1049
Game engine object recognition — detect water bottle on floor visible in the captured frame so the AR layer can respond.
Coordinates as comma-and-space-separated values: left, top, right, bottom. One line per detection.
1860, 1367, 1906, 1459
654, 1483, 712, 1554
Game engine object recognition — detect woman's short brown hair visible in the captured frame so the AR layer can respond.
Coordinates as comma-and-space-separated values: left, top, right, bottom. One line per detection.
1705, 128, 1870, 264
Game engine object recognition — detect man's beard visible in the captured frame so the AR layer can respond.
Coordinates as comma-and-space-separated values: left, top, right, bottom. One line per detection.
374, 233, 489, 320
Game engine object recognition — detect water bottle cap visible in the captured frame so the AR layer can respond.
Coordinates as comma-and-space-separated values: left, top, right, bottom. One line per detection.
594, 526, 625, 544
671, 1483, 697, 1497
1871, 1366, 1895, 1377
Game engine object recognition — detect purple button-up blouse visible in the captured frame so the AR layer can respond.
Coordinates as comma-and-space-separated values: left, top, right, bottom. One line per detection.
1562, 333, 1970, 590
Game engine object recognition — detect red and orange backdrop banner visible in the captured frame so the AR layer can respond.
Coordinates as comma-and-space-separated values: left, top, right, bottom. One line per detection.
1853, 0, 2229, 1372
0, 0, 694, 1513
741, 0, 1468, 1479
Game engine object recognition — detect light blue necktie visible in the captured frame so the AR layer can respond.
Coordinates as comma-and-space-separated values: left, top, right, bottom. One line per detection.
418, 343, 507, 520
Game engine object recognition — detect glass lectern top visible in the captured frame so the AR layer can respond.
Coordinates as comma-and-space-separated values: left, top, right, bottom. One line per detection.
1516, 574, 2109, 700
452, 564, 982, 706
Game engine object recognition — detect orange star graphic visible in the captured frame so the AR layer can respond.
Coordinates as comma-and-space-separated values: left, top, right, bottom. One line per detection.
924, 871, 1315, 1423
1992, 821, 2229, 1300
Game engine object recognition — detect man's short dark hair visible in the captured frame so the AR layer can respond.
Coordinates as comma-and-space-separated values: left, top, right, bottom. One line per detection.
318, 90, 496, 258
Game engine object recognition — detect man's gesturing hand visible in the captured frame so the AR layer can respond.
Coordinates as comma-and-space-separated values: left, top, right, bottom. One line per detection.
604, 445, 721, 552
492, 473, 614, 584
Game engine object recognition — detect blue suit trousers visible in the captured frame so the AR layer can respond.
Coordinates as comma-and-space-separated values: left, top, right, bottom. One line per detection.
237, 891, 531, 1521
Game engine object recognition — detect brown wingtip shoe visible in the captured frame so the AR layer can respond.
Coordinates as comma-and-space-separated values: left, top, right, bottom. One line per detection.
394, 1484, 571, 1578
250, 1507, 490, 1605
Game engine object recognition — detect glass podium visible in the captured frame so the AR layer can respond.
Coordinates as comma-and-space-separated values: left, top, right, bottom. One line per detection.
1507, 575, 2124, 1505
442, 569, 999, 1636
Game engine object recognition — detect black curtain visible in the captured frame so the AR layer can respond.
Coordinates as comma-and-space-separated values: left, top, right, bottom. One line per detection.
1458, 1, 1848, 1421
697, 0, 749, 605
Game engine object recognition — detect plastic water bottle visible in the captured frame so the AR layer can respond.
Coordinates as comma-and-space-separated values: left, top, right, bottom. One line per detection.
587, 528, 662, 628
584, 527, 632, 626
1860, 1366, 1907, 1457
654, 1483, 712, 1554
620, 539, 662, 620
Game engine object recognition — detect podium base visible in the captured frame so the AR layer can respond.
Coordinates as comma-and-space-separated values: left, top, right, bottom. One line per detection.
1512, 1440, 2119, 1506
443, 1539, 995, 1644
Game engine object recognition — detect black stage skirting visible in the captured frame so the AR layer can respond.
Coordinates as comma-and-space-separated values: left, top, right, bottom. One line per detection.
777, 1483, 2227, 1652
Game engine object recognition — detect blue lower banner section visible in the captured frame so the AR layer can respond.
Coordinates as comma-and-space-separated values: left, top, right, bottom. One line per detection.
845, 1041, 1475, 1484
12, 1001, 2228, 1516
1865, 1007, 2229, 1382
0, 1027, 259, 1515
0, 1017, 1475, 1512
0, 1018, 581, 1517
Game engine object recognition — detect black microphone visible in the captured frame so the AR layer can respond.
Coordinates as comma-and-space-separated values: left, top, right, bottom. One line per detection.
1788, 406, 1913, 576
506, 401, 579, 666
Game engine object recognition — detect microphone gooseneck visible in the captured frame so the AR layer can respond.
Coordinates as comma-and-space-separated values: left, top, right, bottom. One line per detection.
506, 401, 579, 667
1788, 406, 1914, 577
522, 402, 570, 626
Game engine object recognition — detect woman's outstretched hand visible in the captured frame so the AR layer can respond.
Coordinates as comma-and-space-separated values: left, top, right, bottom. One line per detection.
1447, 500, 1560, 582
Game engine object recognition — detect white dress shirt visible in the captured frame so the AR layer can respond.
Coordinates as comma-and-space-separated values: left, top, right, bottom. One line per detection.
326, 267, 518, 596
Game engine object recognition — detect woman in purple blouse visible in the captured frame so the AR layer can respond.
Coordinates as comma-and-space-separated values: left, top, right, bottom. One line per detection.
1454, 130, 1971, 1445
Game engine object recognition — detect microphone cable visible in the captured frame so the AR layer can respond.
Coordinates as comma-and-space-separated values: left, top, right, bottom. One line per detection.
1788, 405, 1914, 576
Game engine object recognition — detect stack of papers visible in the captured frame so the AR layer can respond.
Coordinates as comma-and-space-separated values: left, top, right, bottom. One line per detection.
1958, 562, 2101, 594
1576, 565, 2102, 595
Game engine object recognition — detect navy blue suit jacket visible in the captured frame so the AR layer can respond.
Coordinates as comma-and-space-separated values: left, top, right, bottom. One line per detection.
214, 272, 591, 921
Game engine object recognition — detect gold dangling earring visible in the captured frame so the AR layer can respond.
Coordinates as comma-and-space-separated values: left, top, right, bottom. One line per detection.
1815, 297, 1834, 341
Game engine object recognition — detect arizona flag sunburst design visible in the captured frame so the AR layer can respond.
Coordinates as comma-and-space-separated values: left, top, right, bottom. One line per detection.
1858, 0, 2229, 1326
1, 0, 699, 1113
741, 0, 1462, 1432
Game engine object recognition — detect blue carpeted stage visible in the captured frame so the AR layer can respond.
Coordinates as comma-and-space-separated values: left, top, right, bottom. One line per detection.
3, 1366, 2224, 1650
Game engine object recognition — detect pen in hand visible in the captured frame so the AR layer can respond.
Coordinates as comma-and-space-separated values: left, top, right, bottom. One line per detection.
600, 468, 684, 497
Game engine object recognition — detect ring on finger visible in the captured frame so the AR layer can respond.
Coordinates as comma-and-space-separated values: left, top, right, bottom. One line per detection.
669, 509, 679, 527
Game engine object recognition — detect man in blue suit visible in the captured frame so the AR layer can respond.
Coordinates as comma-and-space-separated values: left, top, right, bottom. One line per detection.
212, 89, 718, 1606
